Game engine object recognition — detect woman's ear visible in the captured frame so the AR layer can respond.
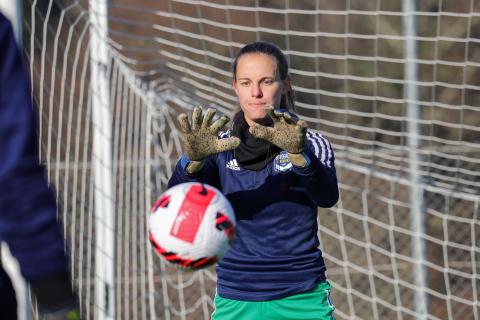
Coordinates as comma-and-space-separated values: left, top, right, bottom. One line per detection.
232, 80, 239, 96
282, 75, 291, 94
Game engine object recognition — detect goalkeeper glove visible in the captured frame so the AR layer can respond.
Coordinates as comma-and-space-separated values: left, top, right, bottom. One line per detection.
178, 106, 240, 173
249, 105, 309, 167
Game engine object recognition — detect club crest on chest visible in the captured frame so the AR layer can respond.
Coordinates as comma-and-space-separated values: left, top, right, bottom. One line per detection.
272, 151, 292, 174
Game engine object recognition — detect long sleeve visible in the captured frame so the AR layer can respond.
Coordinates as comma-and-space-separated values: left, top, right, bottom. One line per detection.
168, 154, 221, 190
291, 131, 339, 208
0, 14, 68, 280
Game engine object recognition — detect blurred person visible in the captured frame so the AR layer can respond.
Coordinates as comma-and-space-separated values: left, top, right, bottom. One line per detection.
0, 12, 80, 320
168, 42, 338, 319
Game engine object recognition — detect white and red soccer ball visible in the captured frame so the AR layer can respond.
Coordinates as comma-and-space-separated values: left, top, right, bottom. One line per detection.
148, 182, 236, 270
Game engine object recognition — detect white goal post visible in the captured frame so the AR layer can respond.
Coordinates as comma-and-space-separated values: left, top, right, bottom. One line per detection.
22, 0, 480, 319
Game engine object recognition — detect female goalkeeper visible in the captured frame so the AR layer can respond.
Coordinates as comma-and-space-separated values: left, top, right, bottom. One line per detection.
168, 41, 339, 320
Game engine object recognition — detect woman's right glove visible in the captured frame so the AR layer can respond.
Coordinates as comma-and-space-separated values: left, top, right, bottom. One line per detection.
178, 106, 240, 173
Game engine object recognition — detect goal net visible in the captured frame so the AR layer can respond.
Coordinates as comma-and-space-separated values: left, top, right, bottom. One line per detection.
22, 0, 479, 319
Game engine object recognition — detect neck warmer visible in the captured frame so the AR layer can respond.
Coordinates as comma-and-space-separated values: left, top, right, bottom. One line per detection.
231, 111, 281, 171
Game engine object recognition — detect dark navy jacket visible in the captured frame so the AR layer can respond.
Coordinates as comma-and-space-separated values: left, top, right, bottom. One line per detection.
168, 128, 339, 301
0, 13, 67, 288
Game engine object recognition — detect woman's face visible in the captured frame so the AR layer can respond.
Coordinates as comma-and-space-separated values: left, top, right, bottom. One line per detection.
233, 53, 290, 126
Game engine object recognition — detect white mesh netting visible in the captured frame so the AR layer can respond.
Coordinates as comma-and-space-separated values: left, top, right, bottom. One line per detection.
22, 0, 479, 319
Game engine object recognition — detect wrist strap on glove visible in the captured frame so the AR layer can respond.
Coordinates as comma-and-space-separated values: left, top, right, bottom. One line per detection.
287, 152, 308, 167
186, 160, 204, 174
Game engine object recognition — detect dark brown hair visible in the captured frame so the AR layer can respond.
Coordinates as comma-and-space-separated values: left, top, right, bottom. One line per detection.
232, 42, 295, 111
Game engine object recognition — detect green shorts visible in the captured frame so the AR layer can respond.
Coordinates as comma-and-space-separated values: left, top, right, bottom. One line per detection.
211, 281, 335, 320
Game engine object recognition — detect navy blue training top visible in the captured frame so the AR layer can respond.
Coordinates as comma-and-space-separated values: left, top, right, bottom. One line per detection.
168, 129, 339, 301
0, 13, 68, 280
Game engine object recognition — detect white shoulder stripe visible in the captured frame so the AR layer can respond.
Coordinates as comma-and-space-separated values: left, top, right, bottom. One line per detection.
306, 131, 321, 158
320, 135, 334, 168
306, 130, 334, 168
307, 131, 325, 161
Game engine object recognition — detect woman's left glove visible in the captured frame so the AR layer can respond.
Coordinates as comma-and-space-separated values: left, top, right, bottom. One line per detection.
249, 106, 308, 166
249, 105, 307, 154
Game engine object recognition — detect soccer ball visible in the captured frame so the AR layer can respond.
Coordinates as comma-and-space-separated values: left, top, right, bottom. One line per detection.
148, 182, 236, 270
